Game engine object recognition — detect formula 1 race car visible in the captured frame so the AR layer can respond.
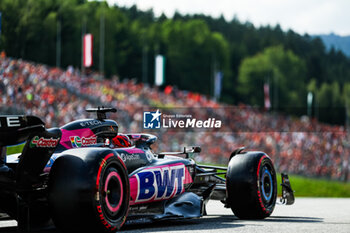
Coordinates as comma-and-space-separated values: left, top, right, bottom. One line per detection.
0, 107, 294, 232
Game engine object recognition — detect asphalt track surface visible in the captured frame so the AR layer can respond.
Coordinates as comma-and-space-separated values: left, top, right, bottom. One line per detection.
0, 198, 349, 233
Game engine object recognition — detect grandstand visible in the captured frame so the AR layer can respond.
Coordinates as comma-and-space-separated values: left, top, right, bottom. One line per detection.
0, 56, 349, 181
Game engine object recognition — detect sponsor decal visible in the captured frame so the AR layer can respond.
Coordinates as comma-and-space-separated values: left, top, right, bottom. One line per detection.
30, 136, 60, 148
97, 205, 117, 231
119, 153, 140, 162
0, 116, 21, 127
79, 120, 102, 127
69, 136, 97, 147
134, 164, 185, 203
6, 116, 21, 127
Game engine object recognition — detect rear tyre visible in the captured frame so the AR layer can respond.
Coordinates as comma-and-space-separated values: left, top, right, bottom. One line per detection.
49, 152, 129, 232
226, 152, 277, 219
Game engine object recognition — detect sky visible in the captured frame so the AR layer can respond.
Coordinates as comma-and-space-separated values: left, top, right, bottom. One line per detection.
107, 0, 350, 36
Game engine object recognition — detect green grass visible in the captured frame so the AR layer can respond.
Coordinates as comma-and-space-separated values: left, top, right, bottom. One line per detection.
277, 174, 350, 197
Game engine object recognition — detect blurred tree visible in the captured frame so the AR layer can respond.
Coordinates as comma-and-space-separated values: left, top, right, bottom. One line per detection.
160, 19, 230, 96
317, 82, 344, 124
0, 0, 25, 56
237, 45, 307, 112
0, 1, 350, 124
343, 83, 350, 127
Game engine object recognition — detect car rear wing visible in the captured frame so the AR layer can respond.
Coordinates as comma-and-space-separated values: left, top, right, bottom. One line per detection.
0, 115, 45, 146
0, 115, 62, 190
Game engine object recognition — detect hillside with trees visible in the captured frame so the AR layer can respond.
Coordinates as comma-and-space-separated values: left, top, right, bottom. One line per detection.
1, 0, 350, 124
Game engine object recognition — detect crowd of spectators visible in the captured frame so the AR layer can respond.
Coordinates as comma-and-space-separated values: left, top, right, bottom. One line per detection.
0, 56, 349, 181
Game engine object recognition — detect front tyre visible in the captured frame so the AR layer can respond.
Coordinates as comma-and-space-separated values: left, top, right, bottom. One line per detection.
49, 152, 129, 233
226, 152, 277, 219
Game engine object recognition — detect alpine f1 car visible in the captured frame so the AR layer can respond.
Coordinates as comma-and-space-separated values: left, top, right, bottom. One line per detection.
0, 107, 294, 232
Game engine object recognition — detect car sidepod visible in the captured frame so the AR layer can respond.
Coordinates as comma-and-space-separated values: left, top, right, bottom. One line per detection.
126, 158, 203, 223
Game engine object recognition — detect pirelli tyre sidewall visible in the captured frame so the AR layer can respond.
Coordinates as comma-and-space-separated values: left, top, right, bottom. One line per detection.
94, 152, 130, 232
49, 150, 129, 233
226, 152, 277, 219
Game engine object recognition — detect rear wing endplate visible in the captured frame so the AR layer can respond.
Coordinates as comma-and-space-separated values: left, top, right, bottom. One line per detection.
0, 115, 45, 146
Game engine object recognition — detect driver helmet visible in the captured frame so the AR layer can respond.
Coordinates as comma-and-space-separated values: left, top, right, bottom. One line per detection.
112, 134, 132, 147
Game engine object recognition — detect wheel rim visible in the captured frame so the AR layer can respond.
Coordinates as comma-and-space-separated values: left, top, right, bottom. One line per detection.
260, 166, 273, 203
103, 169, 124, 218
